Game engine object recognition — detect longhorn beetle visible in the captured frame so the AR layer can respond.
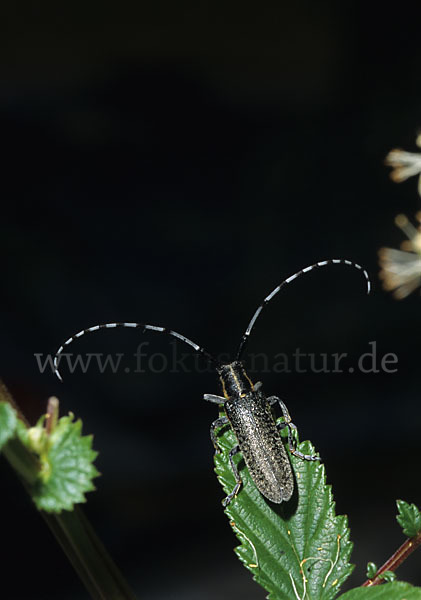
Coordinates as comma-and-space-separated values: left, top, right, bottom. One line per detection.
53, 259, 370, 506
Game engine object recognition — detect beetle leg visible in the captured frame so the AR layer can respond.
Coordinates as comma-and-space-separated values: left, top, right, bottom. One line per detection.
290, 447, 319, 461
267, 395, 279, 406
210, 416, 229, 453
222, 445, 242, 507
269, 396, 319, 462
204, 393, 226, 404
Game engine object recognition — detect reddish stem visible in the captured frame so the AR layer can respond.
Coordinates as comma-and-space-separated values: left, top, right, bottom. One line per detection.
362, 532, 421, 586
45, 396, 59, 434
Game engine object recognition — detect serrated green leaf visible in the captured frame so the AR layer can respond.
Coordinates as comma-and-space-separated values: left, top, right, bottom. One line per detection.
21, 414, 99, 513
366, 563, 377, 579
214, 419, 353, 600
0, 401, 17, 450
338, 582, 421, 600
396, 500, 421, 538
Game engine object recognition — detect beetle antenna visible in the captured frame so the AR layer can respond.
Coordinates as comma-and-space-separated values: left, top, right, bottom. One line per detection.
54, 322, 218, 382
236, 259, 371, 360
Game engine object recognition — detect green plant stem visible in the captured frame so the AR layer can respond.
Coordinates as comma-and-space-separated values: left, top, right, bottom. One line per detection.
42, 507, 138, 600
362, 533, 421, 587
0, 381, 138, 600
2, 436, 40, 484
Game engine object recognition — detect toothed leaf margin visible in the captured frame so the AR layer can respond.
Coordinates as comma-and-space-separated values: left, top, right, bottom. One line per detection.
214, 418, 354, 600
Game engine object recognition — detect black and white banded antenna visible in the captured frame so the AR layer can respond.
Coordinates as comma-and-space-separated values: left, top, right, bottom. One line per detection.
54, 323, 218, 382
235, 259, 371, 361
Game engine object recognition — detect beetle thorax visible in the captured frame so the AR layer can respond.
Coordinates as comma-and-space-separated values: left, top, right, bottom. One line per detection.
217, 361, 255, 400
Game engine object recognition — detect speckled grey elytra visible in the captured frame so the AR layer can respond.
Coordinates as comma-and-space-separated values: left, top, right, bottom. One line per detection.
207, 361, 315, 506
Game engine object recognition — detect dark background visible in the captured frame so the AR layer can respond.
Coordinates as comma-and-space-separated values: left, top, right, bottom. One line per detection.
1, 1, 421, 598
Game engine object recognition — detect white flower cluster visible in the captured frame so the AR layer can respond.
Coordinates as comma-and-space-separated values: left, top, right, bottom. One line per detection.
380, 136, 421, 299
